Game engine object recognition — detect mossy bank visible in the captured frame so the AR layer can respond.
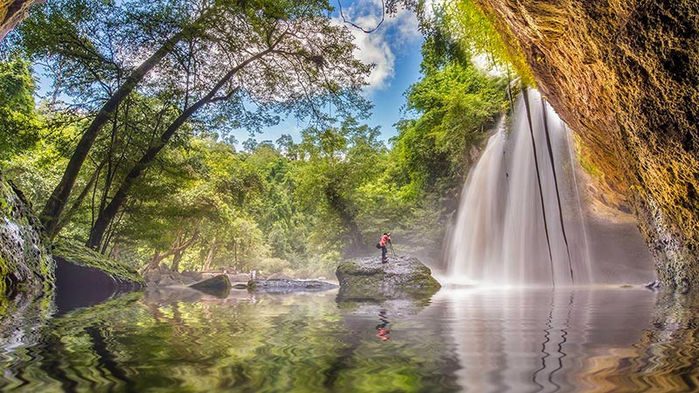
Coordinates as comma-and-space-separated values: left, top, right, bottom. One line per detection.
1, 169, 143, 306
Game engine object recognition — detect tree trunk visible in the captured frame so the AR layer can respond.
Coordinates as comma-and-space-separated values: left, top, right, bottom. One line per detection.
203, 237, 218, 271
0, 0, 44, 42
145, 251, 165, 271
171, 249, 183, 272
86, 49, 271, 249
324, 184, 363, 252
41, 26, 190, 238
53, 160, 104, 236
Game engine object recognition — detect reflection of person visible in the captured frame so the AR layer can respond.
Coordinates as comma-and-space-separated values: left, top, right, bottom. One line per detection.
376, 309, 390, 341
379, 233, 391, 264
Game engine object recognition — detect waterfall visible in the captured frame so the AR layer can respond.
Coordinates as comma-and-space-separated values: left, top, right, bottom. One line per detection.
446, 89, 592, 287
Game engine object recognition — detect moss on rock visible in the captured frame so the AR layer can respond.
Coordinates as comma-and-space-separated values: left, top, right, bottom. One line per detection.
53, 238, 144, 285
336, 256, 441, 301
0, 171, 54, 295
190, 274, 231, 298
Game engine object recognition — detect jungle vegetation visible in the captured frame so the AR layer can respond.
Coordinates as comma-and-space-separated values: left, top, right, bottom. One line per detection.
0, 0, 512, 277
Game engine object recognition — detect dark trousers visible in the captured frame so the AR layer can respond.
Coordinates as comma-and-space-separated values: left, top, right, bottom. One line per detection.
381, 246, 387, 260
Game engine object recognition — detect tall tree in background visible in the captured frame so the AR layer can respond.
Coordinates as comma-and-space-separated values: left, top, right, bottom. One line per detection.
293, 118, 385, 252
18, 0, 217, 237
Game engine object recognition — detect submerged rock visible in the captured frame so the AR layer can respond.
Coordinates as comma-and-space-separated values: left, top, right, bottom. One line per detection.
247, 279, 337, 293
335, 256, 441, 301
190, 275, 231, 298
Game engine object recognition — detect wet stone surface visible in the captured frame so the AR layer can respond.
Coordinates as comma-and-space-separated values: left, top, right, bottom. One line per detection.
336, 256, 441, 302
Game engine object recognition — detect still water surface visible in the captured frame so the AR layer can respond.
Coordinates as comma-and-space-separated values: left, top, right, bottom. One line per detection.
1, 287, 697, 392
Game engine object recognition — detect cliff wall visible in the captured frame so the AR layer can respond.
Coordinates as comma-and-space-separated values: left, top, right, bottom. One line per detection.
476, 0, 698, 291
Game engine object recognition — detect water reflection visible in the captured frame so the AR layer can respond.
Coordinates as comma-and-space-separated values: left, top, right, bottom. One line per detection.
0, 287, 696, 392
441, 288, 698, 392
375, 309, 391, 341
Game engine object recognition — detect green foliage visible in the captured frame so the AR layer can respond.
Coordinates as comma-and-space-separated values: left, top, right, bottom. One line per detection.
395, 61, 506, 193
0, 0, 511, 279
0, 57, 41, 158
292, 118, 386, 253
421, 0, 535, 85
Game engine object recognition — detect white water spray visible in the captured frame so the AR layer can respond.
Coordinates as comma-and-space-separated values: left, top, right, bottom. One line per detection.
446, 89, 592, 287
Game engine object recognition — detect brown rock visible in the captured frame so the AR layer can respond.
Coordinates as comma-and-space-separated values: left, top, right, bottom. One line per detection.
476, 0, 698, 290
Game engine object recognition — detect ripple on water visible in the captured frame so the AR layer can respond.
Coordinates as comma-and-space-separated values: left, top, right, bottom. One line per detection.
0, 288, 697, 392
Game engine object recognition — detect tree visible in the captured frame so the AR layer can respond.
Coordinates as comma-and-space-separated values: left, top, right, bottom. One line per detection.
16, 0, 287, 237
392, 60, 506, 196
0, 57, 40, 159
84, 0, 370, 250
292, 118, 386, 253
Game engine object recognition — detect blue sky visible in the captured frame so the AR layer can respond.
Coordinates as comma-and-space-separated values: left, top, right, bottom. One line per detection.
35, 0, 425, 147
249, 1, 425, 146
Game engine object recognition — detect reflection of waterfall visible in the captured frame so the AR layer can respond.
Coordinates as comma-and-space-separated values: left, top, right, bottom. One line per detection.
446, 89, 591, 286
438, 288, 661, 393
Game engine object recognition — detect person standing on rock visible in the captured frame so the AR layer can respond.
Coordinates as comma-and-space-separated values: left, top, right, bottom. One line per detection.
379, 232, 391, 263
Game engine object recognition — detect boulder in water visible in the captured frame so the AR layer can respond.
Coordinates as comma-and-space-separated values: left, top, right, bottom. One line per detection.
336, 256, 440, 301
52, 239, 144, 314
189, 275, 231, 298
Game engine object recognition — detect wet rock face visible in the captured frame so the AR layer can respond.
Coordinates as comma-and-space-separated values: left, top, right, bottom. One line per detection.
0, 174, 54, 295
476, 0, 698, 290
335, 256, 441, 301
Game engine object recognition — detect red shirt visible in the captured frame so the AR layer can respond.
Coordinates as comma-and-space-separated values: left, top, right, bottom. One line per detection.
379, 234, 391, 247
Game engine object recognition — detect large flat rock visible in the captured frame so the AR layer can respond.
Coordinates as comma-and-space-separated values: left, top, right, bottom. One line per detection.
247, 279, 337, 293
336, 256, 440, 301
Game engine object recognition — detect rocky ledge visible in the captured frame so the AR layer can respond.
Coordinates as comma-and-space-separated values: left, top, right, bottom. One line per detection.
247, 279, 338, 294
335, 256, 441, 301
52, 239, 144, 313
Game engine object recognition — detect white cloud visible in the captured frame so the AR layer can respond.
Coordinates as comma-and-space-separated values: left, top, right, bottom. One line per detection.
349, 22, 395, 90
334, 0, 421, 92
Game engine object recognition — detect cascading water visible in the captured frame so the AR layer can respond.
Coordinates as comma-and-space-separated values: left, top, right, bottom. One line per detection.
446, 89, 592, 287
